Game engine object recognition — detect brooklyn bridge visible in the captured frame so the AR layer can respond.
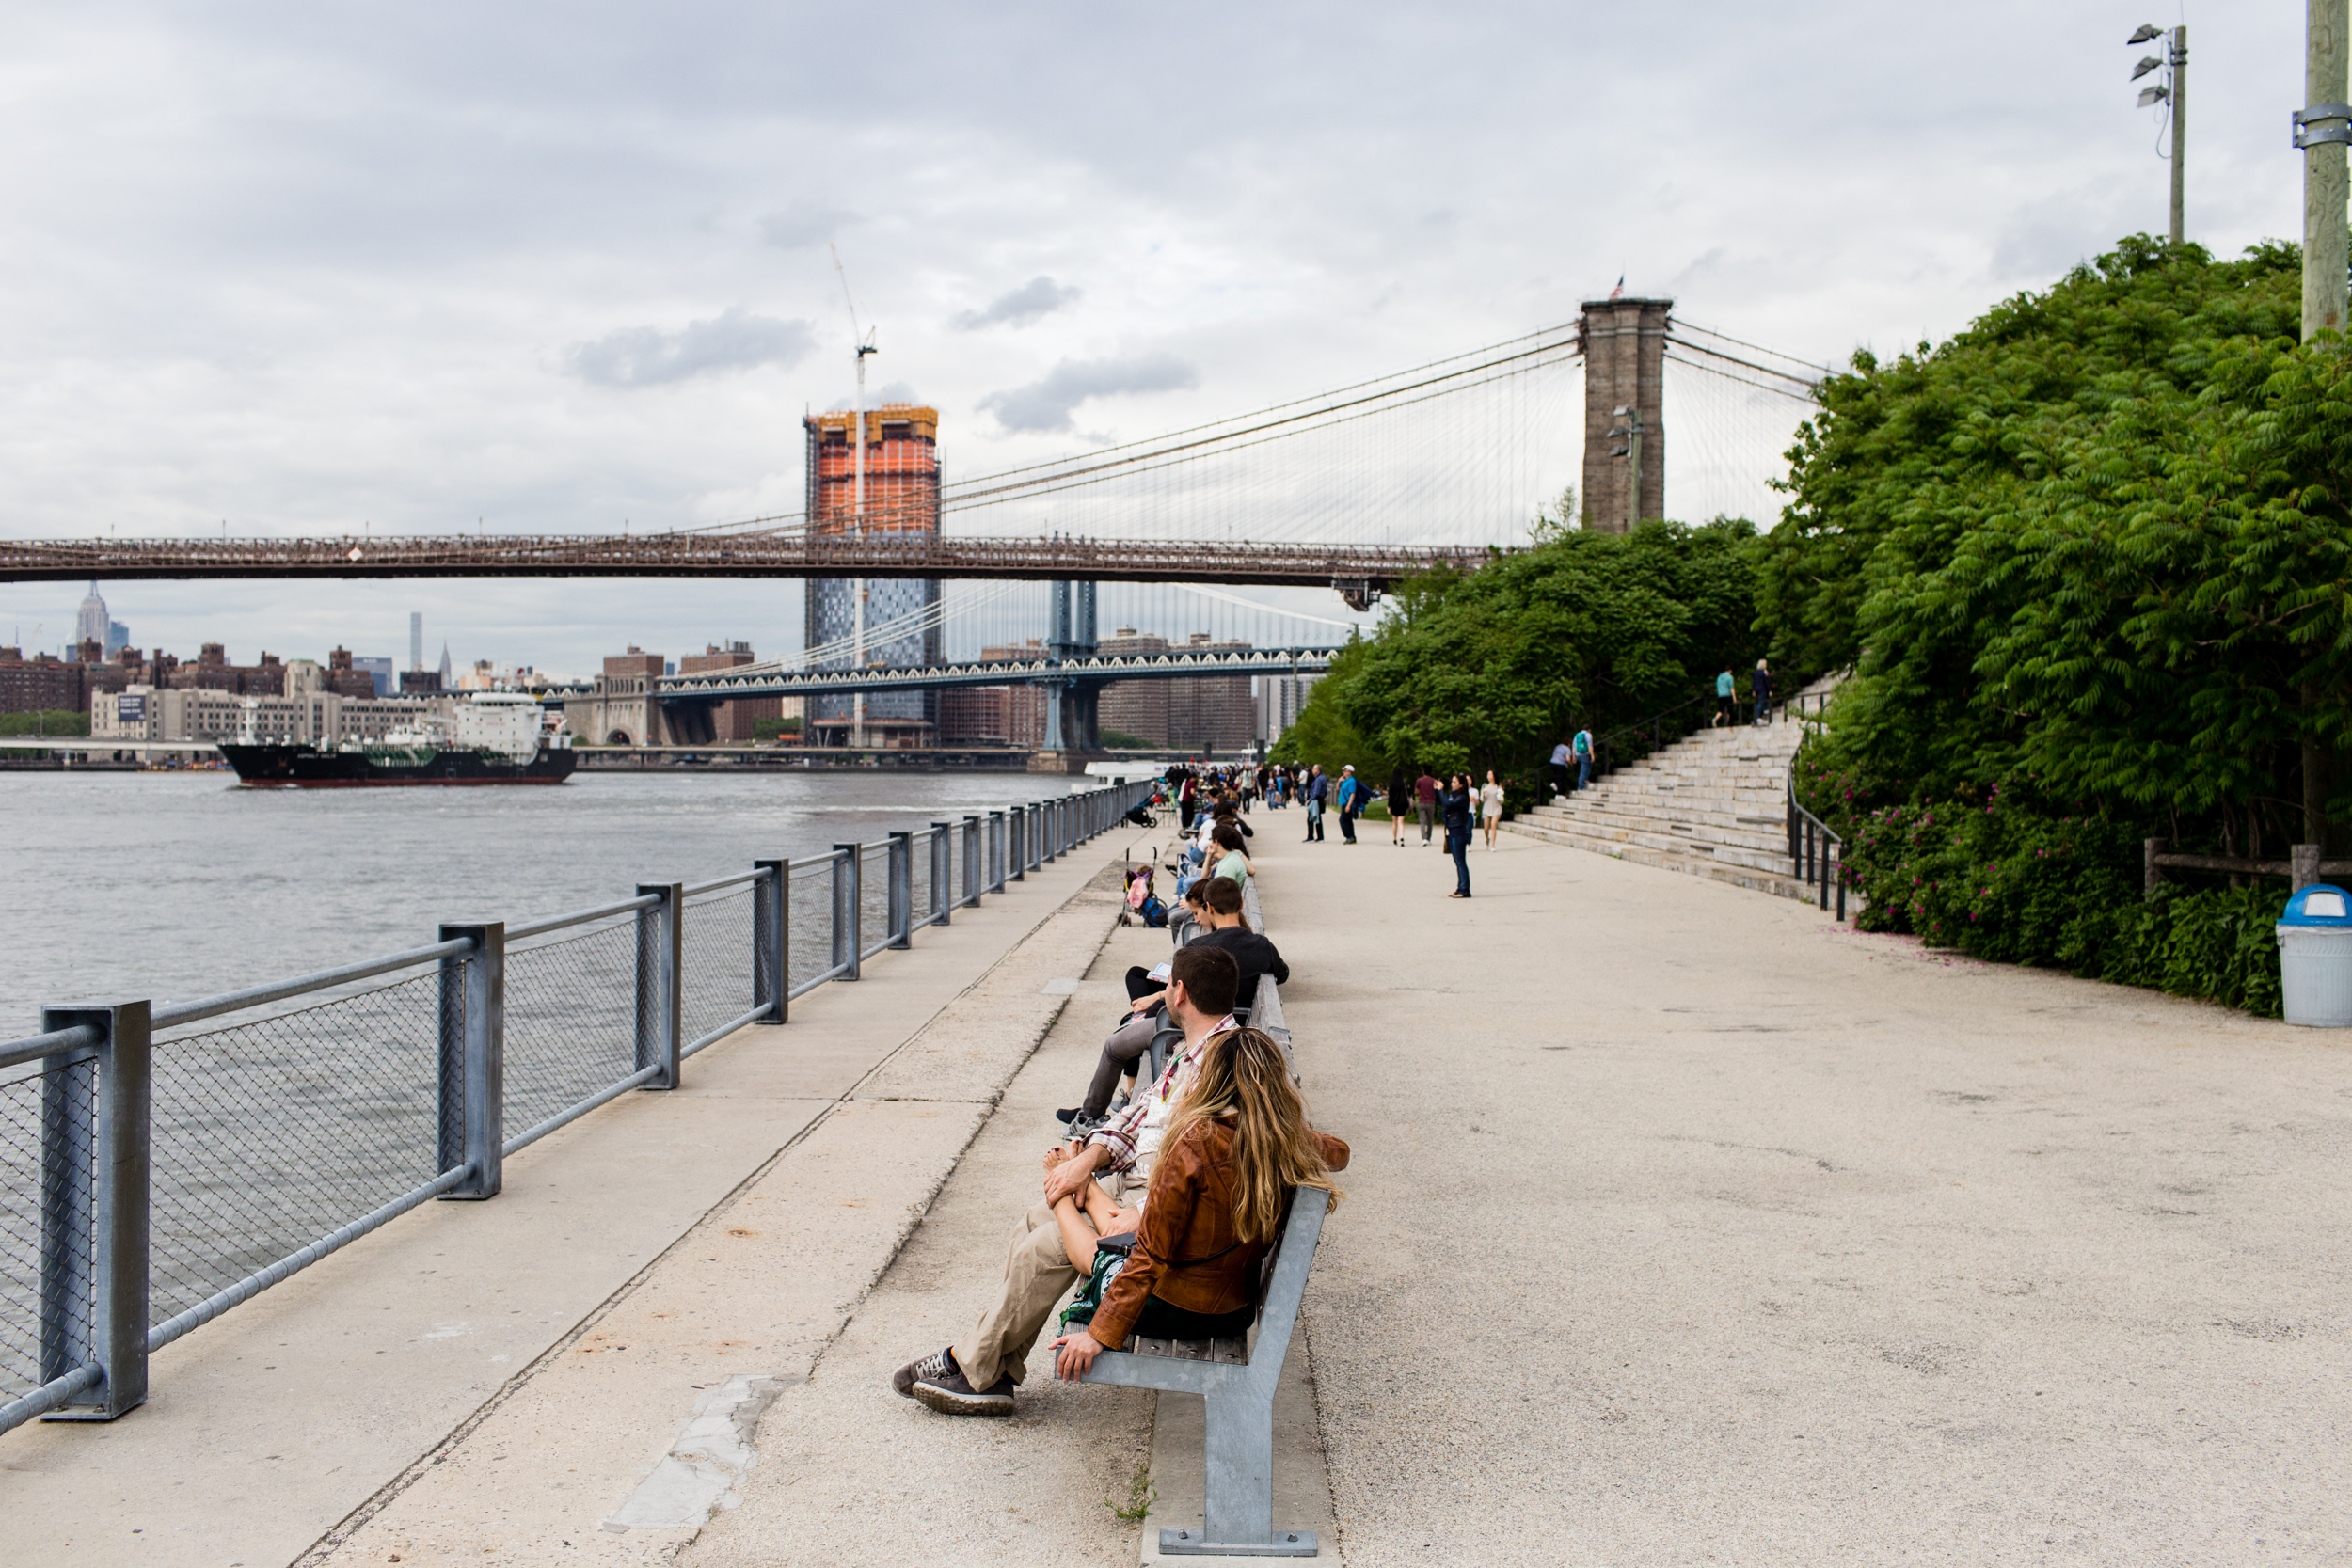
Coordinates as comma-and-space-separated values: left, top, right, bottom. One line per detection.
10, 300, 1824, 748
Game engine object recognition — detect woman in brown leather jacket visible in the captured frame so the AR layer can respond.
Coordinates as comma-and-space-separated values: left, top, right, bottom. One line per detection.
1051, 1026, 1348, 1376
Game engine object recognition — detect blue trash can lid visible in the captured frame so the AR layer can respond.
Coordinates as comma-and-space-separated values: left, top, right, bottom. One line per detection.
2280, 883, 2352, 925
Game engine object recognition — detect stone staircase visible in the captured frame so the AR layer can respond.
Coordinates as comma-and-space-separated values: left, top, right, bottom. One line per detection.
1502, 711, 1815, 901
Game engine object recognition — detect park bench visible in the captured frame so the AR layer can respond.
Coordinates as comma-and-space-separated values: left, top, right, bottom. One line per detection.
1081, 1185, 1328, 1558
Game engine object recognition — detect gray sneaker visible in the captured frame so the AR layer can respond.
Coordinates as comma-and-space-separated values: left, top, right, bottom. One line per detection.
893, 1346, 957, 1400
912, 1365, 1017, 1417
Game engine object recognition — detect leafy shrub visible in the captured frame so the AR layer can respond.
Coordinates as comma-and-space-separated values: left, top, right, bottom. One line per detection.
1839, 785, 2283, 1016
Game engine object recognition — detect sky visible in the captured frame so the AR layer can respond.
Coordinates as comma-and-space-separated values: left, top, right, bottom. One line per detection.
0, 0, 2310, 679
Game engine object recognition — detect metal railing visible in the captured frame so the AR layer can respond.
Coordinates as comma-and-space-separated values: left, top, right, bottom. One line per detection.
0, 779, 1151, 1436
1786, 732, 1846, 920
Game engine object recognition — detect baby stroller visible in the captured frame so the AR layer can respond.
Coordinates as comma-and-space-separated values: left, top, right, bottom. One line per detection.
1123, 864, 1169, 927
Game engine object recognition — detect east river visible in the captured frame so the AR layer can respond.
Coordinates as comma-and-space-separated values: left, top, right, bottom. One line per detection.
0, 768, 1080, 1029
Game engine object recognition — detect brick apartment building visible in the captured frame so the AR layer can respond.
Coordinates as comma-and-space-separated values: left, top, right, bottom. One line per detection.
1096, 629, 1255, 752
936, 641, 1047, 748
675, 642, 788, 742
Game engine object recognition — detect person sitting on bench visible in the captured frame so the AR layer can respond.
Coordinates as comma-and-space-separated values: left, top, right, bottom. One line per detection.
1051, 1024, 1347, 1375
1058, 875, 1286, 1133
893, 943, 1245, 1417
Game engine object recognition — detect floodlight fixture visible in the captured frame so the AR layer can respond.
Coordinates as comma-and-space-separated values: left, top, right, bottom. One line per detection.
2132, 55, 2162, 81
2127, 23, 2162, 43
2139, 86, 2169, 108
1609, 444, 1630, 458
1613, 405, 1632, 417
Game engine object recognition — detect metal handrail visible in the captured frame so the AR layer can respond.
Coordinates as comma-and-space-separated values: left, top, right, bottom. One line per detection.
151, 938, 476, 1030
506, 892, 664, 942
1786, 732, 1846, 920
680, 866, 771, 898
0, 1022, 100, 1069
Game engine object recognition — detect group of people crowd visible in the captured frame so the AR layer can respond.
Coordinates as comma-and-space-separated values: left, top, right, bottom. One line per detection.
894, 770, 1346, 1418
1168, 760, 1504, 898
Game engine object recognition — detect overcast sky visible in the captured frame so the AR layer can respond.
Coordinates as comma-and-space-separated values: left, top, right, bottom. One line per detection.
0, 0, 2307, 678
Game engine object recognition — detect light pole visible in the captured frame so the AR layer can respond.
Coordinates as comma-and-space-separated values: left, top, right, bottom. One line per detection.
2128, 23, 2188, 244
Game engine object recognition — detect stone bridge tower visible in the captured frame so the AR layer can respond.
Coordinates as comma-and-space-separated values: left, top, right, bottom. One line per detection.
1580, 296, 1670, 533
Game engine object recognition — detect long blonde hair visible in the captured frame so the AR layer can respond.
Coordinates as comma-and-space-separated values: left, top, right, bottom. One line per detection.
1163, 1026, 1342, 1243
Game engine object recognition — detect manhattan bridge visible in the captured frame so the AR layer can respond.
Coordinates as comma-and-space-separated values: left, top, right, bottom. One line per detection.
0, 296, 1827, 751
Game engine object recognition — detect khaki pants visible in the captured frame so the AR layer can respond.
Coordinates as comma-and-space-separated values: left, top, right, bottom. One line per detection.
953, 1200, 1082, 1388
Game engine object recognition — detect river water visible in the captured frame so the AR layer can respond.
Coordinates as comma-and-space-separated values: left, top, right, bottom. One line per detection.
0, 768, 1081, 1029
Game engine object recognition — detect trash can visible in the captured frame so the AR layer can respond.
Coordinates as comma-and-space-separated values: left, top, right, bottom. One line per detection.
2278, 883, 2352, 1026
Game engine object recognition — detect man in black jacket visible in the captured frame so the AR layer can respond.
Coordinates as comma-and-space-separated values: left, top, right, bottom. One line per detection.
1057, 877, 1286, 1132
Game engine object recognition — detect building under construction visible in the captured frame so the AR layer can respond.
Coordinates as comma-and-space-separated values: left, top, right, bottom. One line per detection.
803, 404, 943, 746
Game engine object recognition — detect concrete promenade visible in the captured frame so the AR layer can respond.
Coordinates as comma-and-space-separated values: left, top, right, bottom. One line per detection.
1272, 828, 2352, 1563
10, 814, 2352, 1565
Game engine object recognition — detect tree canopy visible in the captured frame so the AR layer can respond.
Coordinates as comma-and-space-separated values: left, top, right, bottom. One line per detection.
1762, 236, 2352, 852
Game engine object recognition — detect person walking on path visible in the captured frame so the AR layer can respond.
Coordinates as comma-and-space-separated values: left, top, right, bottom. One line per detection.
1414, 768, 1439, 845
1753, 657, 1773, 726
1305, 765, 1328, 841
1440, 774, 1472, 897
1714, 666, 1737, 728
1335, 764, 1363, 845
1549, 737, 1571, 800
1387, 767, 1412, 847
1479, 769, 1504, 850
1572, 725, 1594, 792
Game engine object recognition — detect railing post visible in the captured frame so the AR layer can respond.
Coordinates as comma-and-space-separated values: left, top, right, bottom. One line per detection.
1025, 803, 1043, 872
39, 1000, 150, 1421
1009, 804, 1026, 881
887, 832, 914, 949
832, 846, 862, 979
754, 860, 789, 1023
988, 811, 1007, 893
2294, 843, 2322, 892
633, 888, 680, 1089
437, 925, 506, 1195
930, 823, 953, 926
2144, 837, 2167, 897
1818, 834, 1829, 911
1835, 848, 1847, 922
962, 816, 983, 905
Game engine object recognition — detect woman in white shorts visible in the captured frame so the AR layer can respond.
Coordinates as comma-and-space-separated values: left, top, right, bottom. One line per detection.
1479, 769, 1505, 849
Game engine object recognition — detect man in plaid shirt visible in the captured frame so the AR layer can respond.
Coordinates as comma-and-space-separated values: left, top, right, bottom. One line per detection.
891, 944, 1243, 1416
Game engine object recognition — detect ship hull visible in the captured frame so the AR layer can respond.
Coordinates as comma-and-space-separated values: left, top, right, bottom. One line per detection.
218, 744, 578, 787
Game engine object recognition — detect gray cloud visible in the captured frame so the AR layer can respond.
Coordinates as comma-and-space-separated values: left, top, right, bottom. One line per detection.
563, 308, 816, 388
758, 199, 861, 250
953, 276, 1082, 330
978, 352, 1200, 433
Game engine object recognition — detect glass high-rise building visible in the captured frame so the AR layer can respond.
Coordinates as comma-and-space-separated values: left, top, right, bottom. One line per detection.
803, 404, 942, 746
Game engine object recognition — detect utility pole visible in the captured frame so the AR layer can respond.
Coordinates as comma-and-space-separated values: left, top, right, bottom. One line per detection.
2170, 26, 2187, 245
2129, 24, 2188, 243
2296, 0, 2350, 338
1607, 404, 1645, 531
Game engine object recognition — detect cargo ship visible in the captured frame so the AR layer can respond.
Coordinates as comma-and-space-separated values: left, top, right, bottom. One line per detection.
220, 691, 577, 787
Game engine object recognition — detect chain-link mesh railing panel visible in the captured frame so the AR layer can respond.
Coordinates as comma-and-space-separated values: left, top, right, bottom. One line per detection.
505, 921, 637, 1136
0, 1054, 94, 1406
679, 887, 757, 1048
861, 845, 891, 950
147, 970, 453, 1330
789, 863, 835, 990
908, 831, 935, 927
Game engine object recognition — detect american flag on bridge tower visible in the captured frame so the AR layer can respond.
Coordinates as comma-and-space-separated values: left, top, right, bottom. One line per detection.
1608, 274, 1625, 299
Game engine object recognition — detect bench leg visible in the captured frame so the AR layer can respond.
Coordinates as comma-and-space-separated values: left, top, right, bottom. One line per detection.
1161, 1391, 1315, 1557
